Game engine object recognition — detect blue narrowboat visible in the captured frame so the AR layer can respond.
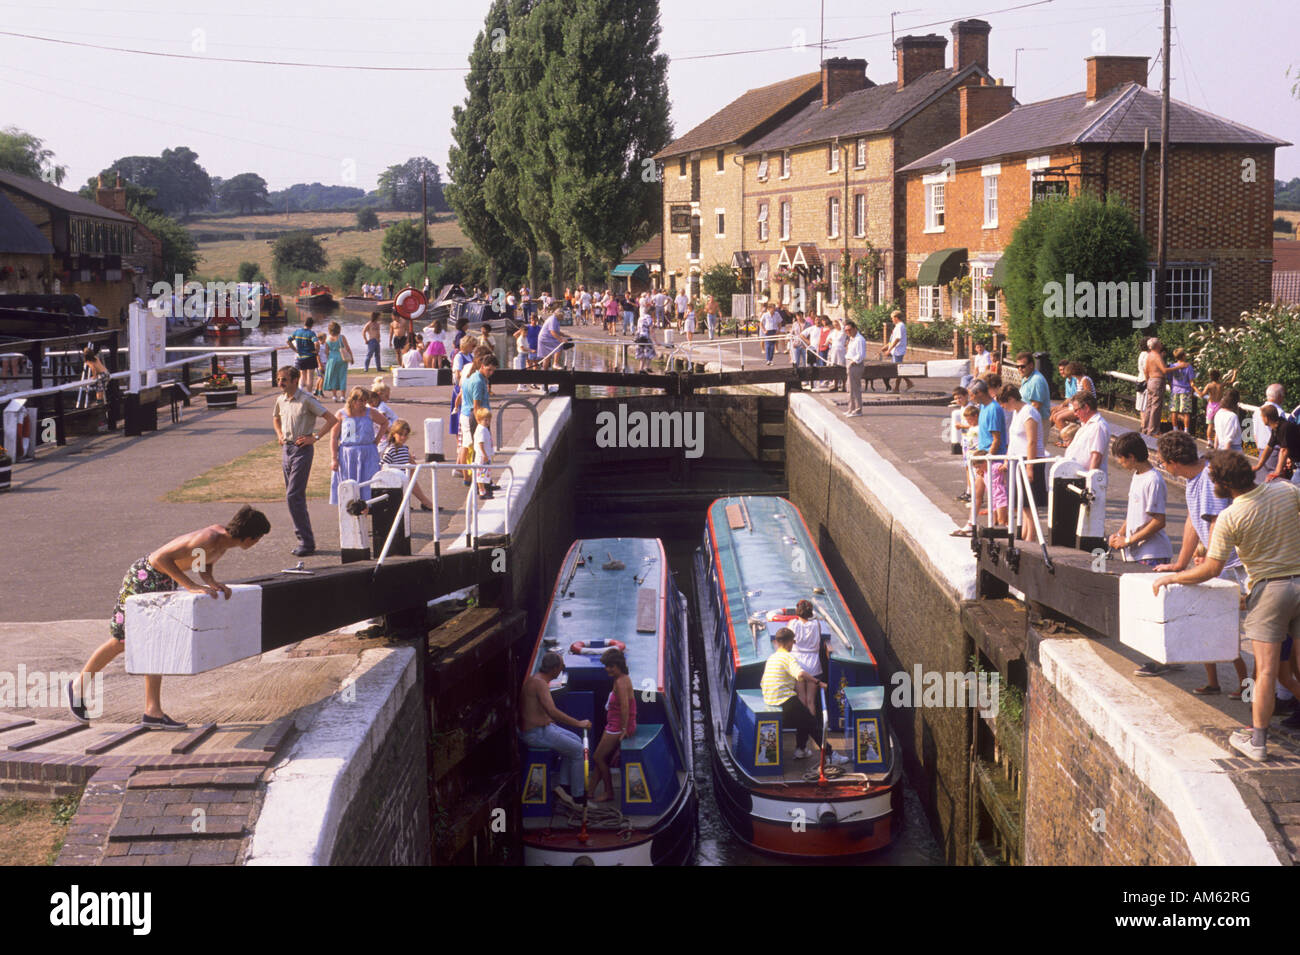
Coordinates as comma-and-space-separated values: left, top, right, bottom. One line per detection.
694, 496, 903, 857
520, 538, 697, 865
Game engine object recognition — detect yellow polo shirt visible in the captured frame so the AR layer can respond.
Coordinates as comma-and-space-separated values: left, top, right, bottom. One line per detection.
761, 648, 805, 707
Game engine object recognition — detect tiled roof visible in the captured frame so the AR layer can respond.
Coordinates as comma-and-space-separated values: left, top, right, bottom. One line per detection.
624, 233, 661, 263
0, 168, 134, 223
654, 73, 822, 158
900, 84, 1292, 173
1275, 239, 1300, 272
745, 65, 988, 153
0, 191, 54, 255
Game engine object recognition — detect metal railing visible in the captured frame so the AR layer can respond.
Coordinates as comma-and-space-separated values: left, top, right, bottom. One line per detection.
375, 461, 516, 565
964, 451, 1056, 569
667, 333, 829, 371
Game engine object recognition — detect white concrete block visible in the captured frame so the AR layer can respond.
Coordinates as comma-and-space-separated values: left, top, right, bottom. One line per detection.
424, 418, 444, 460
927, 359, 969, 379
1119, 574, 1240, 664
391, 367, 441, 387
896, 362, 926, 377
124, 584, 262, 675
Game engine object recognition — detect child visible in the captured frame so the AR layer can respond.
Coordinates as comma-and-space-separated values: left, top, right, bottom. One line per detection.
69, 506, 270, 728
590, 647, 636, 802
368, 379, 398, 459
403, 335, 425, 369
955, 403, 982, 516
513, 321, 533, 391
1107, 431, 1171, 568
950, 386, 970, 409
472, 406, 495, 499
381, 419, 433, 511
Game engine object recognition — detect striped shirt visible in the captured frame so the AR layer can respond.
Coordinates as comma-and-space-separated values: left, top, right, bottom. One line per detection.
1207, 481, 1300, 593
381, 444, 412, 469
760, 648, 805, 707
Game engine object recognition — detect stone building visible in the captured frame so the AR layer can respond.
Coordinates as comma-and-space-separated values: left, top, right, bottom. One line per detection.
899, 55, 1290, 328
0, 190, 54, 296
653, 71, 822, 301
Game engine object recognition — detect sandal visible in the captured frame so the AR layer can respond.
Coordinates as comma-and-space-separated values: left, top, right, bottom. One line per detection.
1228, 688, 1245, 700
950, 525, 975, 538
1193, 685, 1222, 695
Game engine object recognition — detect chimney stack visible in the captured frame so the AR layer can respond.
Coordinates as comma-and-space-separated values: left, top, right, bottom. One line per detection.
95, 171, 128, 215
894, 34, 947, 88
959, 83, 1016, 137
951, 19, 991, 74
1085, 55, 1148, 103
821, 57, 868, 108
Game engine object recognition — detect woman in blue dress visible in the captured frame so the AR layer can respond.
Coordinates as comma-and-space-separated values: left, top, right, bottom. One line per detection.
321, 321, 353, 402
330, 387, 388, 504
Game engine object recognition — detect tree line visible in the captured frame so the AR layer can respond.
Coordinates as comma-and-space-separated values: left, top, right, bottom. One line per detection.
445, 0, 671, 296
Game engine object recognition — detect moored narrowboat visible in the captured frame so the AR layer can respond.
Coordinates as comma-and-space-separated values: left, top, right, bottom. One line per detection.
520, 537, 696, 866
694, 495, 903, 857
295, 282, 335, 307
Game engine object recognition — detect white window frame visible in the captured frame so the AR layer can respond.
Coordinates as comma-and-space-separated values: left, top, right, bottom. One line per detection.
827, 196, 840, 239
780, 201, 791, 241
924, 179, 946, 233
757, 153, 769, 181
781, 150, 791, 179
757, 202, 769, 242
918, 285, 941, 320
854, 193, 866, 237
828, 144, 840, 173
855, 138, 867, 168
828, 261, 840, 305
1151, 264, 1213, 323
982, 164, 1000, 229
971, 263, 998, 321
877, 267, 887, 304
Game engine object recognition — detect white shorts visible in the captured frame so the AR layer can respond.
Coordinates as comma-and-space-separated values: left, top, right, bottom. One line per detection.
459, 416, 474, 449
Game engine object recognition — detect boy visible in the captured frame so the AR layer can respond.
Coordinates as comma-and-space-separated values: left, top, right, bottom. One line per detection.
1107, 432, 1171, 568
69, 506, 271, 729
472, 407, 495, 500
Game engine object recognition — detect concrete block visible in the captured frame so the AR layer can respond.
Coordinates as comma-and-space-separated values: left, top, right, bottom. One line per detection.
124, 584, 262, 675
927, 359, 968, 378
1118, 573, 1239, 664
391, 367, 441, 388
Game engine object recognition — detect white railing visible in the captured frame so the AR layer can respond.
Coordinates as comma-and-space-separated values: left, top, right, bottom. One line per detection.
374, 462, 516, 565
964, 451, 1055, 561
667, 334, 826, 371
1104, 369, 1260, 415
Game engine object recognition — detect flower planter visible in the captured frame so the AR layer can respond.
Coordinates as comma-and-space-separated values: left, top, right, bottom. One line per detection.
203, 387, 238, 409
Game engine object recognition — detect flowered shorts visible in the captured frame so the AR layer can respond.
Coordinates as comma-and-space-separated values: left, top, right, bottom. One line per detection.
1170, 392, 1195, 414
110, 557, 176, 641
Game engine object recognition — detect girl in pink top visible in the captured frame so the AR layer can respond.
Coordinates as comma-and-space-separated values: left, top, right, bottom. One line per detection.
591, 647, 637, 803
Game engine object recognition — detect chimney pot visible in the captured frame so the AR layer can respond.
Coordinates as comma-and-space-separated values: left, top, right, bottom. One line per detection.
959, 84, 1016, 138
894, 34, 948, 88
820, 57, 868, 108
950, 18, 992, 75
1085, 55, 1148, 103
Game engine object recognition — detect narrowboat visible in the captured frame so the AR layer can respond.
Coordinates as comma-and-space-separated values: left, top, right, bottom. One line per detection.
520, 537, 697, 865
295, 282, 335, 307
694, 495, 903, 857
202, 295, 245, 339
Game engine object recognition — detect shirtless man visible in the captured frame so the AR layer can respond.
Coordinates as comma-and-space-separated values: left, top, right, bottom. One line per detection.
518, 651, 592, 803
390, 312, 412, 365
68, 505, 271, 729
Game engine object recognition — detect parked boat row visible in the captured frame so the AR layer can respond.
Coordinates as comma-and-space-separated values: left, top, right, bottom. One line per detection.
520, 495, 903, 865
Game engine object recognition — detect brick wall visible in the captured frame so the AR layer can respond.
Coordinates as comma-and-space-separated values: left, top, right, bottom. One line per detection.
328, 676, 432, 865
1024, 660, 1194, 864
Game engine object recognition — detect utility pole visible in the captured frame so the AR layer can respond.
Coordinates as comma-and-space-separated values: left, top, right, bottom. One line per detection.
1156, 0, 1171, 323
421, 169, 429, 285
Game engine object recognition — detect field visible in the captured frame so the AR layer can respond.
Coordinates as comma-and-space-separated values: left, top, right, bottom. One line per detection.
190, 211, 470, 281
1277, 209, 1300, 238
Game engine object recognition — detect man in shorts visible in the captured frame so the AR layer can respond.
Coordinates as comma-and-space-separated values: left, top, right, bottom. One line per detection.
68, 506, 270, 729
286, 315, 321, 393
1154, 451, 1300, 761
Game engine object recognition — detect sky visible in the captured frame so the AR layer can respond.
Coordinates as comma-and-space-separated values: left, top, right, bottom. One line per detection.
2, 0, 1297, 195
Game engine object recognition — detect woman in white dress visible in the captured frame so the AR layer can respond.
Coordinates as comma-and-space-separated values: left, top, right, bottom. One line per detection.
789, 599, 825, 720
828, 320, 848, 392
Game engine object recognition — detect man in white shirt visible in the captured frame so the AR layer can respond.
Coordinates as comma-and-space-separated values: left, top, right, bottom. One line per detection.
1064, 392, 1109, 475
82, 299, 100, 318
760, 303, 783, 364
653, 290, 669, 327
1253, 383, 1286, 473
675, 290, 689, 328
844, 321, 867, 417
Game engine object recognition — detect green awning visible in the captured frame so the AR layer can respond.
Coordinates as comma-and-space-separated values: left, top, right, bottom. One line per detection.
988, 256, 1009, 290
611, 263, 648, 279
916, 247, 968, 287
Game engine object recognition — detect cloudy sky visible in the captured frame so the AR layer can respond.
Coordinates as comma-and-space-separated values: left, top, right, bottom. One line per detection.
2, 0, 1296, 193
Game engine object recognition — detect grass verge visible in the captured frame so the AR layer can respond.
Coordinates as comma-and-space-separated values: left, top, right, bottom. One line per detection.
163, 438, 332, 503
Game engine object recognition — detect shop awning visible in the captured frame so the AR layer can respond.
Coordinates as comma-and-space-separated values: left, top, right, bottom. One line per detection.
988, 255, 1009, 290
731, 251, 752, 270
611, 262, 649, 279
916, 247, 968, 287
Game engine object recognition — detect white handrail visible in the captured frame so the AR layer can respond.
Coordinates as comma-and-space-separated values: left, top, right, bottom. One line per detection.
375, 462, 516, 565
1104, 369, 1260, 414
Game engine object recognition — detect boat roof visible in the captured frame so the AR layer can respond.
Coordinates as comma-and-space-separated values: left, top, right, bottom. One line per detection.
706, 496, 874, 668
534, 538, 668, 691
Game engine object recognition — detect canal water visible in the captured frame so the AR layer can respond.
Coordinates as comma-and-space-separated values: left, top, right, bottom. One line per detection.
240, 304, 943, 864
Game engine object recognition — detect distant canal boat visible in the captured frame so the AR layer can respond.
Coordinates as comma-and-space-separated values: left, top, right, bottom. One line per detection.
520, 537, 697, 866
295, 282, 335, 308
695, 495, 903, 857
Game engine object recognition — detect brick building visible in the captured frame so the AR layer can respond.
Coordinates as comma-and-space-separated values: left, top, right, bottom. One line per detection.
654, 72, 822, 300
899, 55, 1290, 328
738, 22, 1001, 319
0, 169, 162, 327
